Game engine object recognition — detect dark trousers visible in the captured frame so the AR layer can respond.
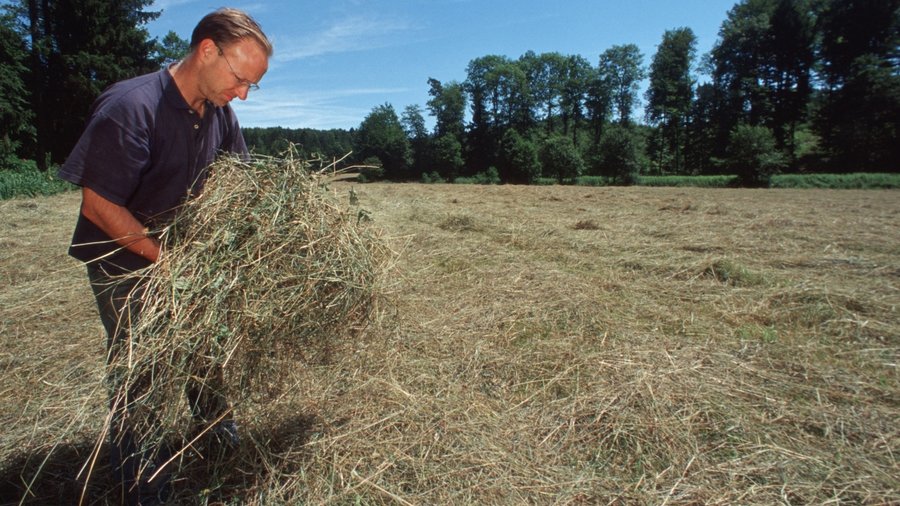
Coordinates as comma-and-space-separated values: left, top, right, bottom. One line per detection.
87, 264, 230, 505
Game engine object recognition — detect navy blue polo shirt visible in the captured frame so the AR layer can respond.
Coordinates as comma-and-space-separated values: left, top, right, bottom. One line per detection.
59, 67, 249, 274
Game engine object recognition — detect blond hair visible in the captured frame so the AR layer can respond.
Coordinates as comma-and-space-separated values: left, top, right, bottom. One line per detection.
190, 8, 273, 57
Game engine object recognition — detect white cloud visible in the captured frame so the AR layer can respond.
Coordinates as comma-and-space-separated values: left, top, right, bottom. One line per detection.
231, 86, 410, 129
276, 16, 413, 61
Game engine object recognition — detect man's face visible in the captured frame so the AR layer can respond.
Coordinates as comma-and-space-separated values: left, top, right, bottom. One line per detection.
206, 38, 268, 107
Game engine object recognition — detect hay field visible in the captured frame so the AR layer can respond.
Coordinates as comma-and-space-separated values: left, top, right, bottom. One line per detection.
1, 184, 897, 504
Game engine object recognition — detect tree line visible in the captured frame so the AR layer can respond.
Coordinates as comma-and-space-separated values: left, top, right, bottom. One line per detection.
1, 0, 897, 186
241, 127, 355, 161
352, 0, 898, 185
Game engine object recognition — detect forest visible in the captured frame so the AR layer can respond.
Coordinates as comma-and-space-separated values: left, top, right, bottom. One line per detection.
1, 0, 898, 186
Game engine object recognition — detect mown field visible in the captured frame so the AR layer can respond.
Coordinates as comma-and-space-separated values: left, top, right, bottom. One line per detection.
0, 184, 897, 505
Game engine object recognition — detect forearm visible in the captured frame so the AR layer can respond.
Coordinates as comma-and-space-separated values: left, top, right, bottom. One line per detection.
81, 187, 160, 263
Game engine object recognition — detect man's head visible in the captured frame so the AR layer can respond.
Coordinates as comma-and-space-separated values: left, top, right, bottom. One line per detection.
190, 8, 272, 106
190, 8, 273, 57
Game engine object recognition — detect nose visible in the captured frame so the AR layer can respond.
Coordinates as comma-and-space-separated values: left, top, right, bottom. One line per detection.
236, 86, 250, 101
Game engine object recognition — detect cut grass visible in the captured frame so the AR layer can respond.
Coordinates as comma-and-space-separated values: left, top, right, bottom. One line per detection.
1, 185, 897, 504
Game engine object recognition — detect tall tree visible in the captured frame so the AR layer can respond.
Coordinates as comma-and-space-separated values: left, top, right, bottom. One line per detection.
709, 0, 815, 165
401, 104, 429, 177
464, 56, 504, 173
155, 30, 189, 66
464, 56, 530, 171
466, 55, 530, 129
426, 78, 468, 174
585, 66, 612, 145
465, 55, 507, 135
558, 54, 592, 143
598, 44, 646, 124
0, 8, 33, 164
491, 61, 531, 130
816, 0, 900, 171
518, 51, 566, 133
401, 104, 428, 141
426, 77, 466, 141
13, 0, 161, 168
709, 0, 775, 136
686, 83, 721, 174
646, 27, 697, 173
768, 0, 814, 160
818, 0, 899, 90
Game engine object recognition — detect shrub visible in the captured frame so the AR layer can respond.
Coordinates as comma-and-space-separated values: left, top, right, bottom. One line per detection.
540, 135, 584, 183
573, 176, 610, 186
431, 134, 465, 181
474, 166, 501, 185
454, 167, 500, 185
590, 124, 647, 185
499, 129, 541, 184
421, 171, 446, 184
0, 162, 74, 200
726, 124, 787, 187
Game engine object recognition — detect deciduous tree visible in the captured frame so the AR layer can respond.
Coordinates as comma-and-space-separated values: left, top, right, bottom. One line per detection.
0, 9, 33, 164
354, 103, 411, 180
427, 77, 466, 141
815, 0, 900, 171
591, 124, 646, 184
727, 123, 786, 186
401, 104, 429, 177
646, 27, 697, 173
540, 134, 583, 183
598, 44, 646, 125
11, 0, 161, 168
558, 55, 591, 144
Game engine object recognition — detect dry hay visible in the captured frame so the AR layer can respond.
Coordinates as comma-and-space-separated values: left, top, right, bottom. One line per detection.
98, 153, 392, 485
1, 183, 898, 505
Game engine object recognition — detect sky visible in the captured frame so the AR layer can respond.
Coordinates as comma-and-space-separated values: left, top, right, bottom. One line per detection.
147, 0, 738, 130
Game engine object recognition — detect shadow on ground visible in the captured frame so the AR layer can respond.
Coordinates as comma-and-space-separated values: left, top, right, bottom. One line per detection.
0, 414, 319, 505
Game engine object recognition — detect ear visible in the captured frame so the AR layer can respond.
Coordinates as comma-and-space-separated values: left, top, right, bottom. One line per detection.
197, 38, 218, 61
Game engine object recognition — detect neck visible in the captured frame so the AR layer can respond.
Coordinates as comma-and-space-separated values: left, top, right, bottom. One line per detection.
169, 58, 207, 115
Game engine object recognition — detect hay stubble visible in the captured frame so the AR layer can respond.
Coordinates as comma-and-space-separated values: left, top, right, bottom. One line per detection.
1, 183, 897, 504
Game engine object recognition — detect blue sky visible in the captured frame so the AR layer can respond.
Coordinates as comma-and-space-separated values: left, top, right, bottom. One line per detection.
147, 0, 738, 130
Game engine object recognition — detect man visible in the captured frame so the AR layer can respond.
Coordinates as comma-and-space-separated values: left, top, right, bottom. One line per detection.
58, 8, 272, 505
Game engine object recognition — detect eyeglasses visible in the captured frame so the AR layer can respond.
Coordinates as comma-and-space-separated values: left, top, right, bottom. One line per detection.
216, 45, 260, 92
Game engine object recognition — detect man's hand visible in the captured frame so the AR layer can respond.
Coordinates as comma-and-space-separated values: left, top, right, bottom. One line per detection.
81, 187, 161, 262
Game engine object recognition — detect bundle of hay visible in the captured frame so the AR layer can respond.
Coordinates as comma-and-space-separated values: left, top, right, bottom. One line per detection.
109, 153, 390, 456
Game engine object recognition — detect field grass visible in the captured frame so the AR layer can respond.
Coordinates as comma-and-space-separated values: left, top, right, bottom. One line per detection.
1, 185, 898, 504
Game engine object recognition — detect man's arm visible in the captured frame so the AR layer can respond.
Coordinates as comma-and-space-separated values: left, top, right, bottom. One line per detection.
80, 187, 160, 263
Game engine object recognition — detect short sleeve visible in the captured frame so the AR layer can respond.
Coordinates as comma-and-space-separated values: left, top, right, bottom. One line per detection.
58, 106, 152, 206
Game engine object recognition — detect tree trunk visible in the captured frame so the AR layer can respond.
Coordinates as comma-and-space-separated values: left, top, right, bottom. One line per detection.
26, 0, 47, 170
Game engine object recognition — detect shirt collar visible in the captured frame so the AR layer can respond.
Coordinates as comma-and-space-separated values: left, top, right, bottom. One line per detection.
160, 64, 214, 114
